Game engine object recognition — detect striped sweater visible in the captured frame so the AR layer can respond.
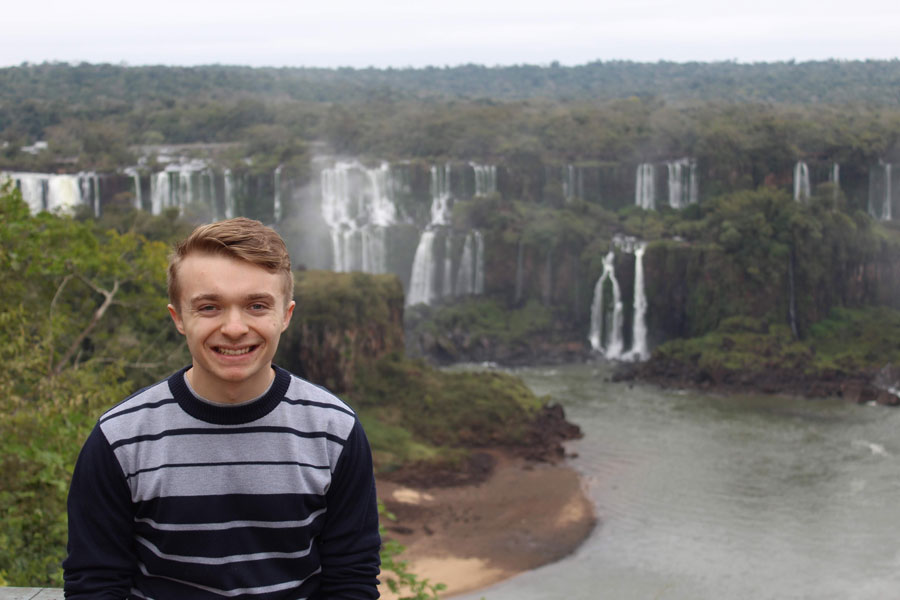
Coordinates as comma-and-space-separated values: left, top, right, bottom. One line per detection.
63, 365, 381, 599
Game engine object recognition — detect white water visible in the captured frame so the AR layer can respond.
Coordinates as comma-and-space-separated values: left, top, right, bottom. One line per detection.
667, 158, 698, 209
471, 163, 497, 197
456, 364, 900, 600
624, 242, 648, 361
321, 161, 398, 273
273, 165, 283, 223
455, 234, 475, 296
563, 165, 579, 201
443, 235, 454, 297
473, 230, 485, 295
407, 165, 453, 305
407, 230, 437, 306
884, 164, 893, 220
794, 161, 811, 202
1, 171, 97, 214
148, 160, 214, 216
588, 251, 624, 357
635, 163, 655, 210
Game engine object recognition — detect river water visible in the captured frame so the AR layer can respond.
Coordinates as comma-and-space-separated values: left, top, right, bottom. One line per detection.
454, 362, 900, 600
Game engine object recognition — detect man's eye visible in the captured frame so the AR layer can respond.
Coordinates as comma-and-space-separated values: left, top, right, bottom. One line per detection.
198, 305, 217, 312
250, 303, 267, 311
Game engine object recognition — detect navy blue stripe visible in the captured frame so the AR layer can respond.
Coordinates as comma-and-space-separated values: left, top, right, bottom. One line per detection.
283, 398, 354, 417
109, 426, 346, 450
124, 460, 330, 480
99, 398, 179, 425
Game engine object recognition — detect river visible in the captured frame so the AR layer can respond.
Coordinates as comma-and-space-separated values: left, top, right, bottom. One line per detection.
454, 362, 900, 600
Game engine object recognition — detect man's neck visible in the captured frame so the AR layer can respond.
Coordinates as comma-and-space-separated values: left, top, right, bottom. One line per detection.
184, 366, 276, 405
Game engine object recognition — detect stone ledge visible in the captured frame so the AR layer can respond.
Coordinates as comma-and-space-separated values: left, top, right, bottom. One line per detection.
0, 589, 64, 600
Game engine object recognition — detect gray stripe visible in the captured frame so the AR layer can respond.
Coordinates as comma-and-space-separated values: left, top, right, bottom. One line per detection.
113, 432, 339, 482
130, 588, 156, 600
102, 380, 173, 421
136, 536, 313, 565
138, 562, 315, 597
130, 462, 333, 501
135, 508, 327, 531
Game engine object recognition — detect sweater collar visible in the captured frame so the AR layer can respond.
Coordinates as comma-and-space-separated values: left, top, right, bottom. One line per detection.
168, 364, 291, 425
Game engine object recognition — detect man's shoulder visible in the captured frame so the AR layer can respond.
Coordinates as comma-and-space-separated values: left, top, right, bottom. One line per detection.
279, 367, 357, 418
97, 368, 182, 427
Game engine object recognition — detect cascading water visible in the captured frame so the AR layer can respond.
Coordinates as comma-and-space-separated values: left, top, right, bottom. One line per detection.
589, 238, 649, 361
635, 163, 656, 210
794, 161, 811, 202
562, 165, 580, 201
223, 169, 235, 220
473, 230, 485, 295
470, 163, 497, 197
869, 162, 894, 221
273, 165, 283, 223
321, 161, 398, 273
443, 235, 454, 297
407, 230, 437, 306
624, 243, 648, 361
124, 168, 142, 210
149, 160, 215, 216
589, 252, 624, 358
407, 164, 453, 305
667, 159, 698, 209
455, 234, 475, 296
2, 172, 93, 214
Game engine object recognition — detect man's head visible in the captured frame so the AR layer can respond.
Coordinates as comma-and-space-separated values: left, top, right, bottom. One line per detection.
168, 217, 294, 312
166, 218, 296, 403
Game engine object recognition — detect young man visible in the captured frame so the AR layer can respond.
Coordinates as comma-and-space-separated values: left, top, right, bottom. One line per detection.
63, 218, 381, 599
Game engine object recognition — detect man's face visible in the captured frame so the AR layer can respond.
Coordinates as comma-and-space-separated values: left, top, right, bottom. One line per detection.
167, 252, 295, 403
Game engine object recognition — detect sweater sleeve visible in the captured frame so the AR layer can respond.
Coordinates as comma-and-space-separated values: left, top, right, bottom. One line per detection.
318, 418, 382, 599
63, 423, 138, 599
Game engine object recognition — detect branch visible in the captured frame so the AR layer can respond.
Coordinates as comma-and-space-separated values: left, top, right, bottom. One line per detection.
52, 279, 120, 376
46, 274, 74, 374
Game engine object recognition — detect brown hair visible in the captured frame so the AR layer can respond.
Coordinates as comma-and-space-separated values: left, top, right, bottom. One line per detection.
168, 217, 293, 310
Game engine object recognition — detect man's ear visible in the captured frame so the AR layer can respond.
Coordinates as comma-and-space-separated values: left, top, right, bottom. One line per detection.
168, 304, 186, 335
281, 300, 296, 332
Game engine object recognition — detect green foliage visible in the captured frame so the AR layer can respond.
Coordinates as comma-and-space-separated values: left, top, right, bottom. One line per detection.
352, 353, 544, 472
378, 503, 446, 600
655, 306, 900, 379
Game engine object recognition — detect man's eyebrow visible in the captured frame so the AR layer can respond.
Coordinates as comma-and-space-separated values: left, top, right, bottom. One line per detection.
246, 293, 276, 302
189, 294, 222, 304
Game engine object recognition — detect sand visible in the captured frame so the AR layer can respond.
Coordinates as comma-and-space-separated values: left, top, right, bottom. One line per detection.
376, 451, 596, 598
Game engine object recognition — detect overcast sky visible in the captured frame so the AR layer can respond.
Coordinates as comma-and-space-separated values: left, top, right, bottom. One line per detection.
3, 0, 899, 68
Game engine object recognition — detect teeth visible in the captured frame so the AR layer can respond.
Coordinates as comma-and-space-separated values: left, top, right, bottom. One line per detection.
217, 347, 252, 356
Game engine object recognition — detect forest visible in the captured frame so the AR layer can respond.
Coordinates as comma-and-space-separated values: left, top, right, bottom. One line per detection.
3, 59, 900, 591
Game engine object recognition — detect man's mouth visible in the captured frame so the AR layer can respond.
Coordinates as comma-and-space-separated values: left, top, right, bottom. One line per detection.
215, 345, 257, 356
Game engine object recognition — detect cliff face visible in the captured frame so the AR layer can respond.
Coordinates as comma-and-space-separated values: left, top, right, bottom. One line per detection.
275, 270, 405, 393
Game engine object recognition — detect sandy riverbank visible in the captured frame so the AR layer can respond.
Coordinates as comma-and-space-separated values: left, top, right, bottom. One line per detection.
376, 450, 596, 598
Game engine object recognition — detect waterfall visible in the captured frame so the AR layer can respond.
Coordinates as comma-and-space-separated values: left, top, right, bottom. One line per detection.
455, 234, 475, 296
635, 163, 655, 210
443, 235, 454, 297
223, 169, 234, 219
869, 162, 894, 221
407, 230, 436, 306
793, 161, 811, 202
429, 164, 453, 225
125, 168, 142, 210
563, 165, 578, 201
473, 230, 485, 295
667, 158, 698, 209
590, 238, 649, 361
884, 164, 893, 221
273, 165, 283, 223
2, 172, 92, 214
407, 164, 453, 305
149, 161, 215, 216
321, 161, 398, 273
588, 251, 624, 358
470, 163, 497, 197
624, 243, 648, 361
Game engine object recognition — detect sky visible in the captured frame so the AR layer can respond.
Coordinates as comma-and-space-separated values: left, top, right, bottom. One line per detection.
3, 0, 899, 69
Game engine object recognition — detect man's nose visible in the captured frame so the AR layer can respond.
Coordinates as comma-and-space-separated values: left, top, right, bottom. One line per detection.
220, 307, 250, 337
